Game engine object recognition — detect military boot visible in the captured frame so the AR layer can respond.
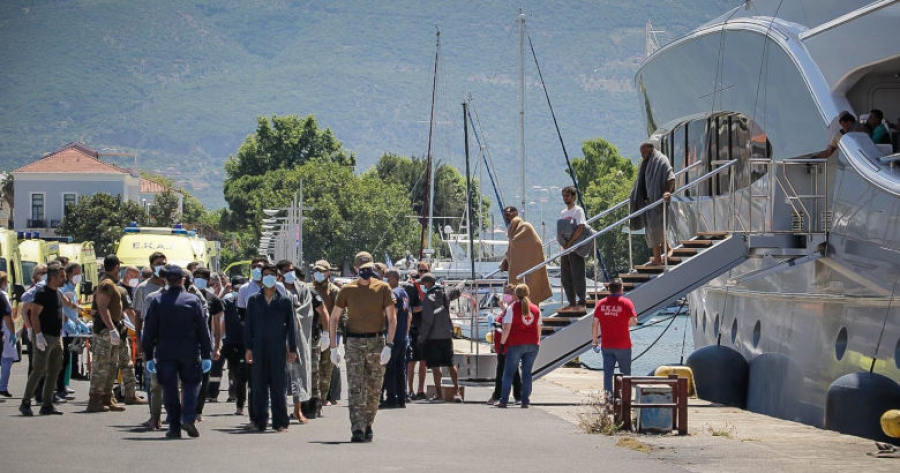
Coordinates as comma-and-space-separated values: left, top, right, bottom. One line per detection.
315, 397, 323, 418
103, 394, 126, 412
86, 394, 109, 413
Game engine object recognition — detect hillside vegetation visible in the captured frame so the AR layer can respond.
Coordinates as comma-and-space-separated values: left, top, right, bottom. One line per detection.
0, 0, 733, 208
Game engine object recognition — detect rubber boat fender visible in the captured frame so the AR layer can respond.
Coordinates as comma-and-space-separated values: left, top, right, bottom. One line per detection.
747, 352, 803, 421
686, 345, 748, 408
651, 365, 696, 397
825, 372, 900, 443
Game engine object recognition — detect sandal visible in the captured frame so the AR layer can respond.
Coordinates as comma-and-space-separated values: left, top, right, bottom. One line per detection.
453, 394, 463, 403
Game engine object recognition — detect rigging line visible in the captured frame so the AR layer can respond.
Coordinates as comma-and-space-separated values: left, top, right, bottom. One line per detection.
465, 101, 507, 219
468, 97, 507, 205
870, 274, 900, 373
708, 3, 744, 116
526, 25, 609, 281
749, 0, 784, 140
632, 311, 679, 363
418, 26, 442, 259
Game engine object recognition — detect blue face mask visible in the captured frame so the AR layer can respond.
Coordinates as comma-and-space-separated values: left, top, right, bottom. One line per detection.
262, 275, 277, 288
251, 267, 263, 282
154, 265, 165, 277
313, 272, 326, 283
193, 278, 208, 290
358, 268, 374, 280
283, 272, 296, 284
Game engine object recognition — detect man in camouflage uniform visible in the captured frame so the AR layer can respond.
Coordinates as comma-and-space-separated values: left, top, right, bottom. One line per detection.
309, 259, 338, 417
87, 255, 131, 413
329, 251, 396, 443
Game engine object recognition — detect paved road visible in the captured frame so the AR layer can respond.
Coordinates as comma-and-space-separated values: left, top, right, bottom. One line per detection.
0, 369, 684, 473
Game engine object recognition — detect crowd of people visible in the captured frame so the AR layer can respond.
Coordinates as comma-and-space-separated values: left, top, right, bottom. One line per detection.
0, 245, 555, 441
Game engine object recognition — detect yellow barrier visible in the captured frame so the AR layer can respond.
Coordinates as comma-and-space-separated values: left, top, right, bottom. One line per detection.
653, 365, 696, 397
882, 409, 900, 438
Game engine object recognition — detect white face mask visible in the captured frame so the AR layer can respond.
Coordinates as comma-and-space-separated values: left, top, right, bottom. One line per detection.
72, 274, 83, 285
128, 278, 140, 288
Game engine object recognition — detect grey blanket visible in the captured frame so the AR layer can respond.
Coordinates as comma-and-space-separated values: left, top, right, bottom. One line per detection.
630, 149, 675, 247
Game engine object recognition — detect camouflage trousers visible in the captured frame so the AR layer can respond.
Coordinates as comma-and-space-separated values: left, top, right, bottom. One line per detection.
345, 336, 386, 433
89, 329, 136, 398
310, 335, 334, 401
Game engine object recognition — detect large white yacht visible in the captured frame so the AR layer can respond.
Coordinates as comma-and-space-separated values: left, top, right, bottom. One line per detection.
633, 0, 900, 438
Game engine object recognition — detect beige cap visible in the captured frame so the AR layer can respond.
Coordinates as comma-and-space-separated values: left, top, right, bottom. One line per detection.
354, 251, 374, 269
313, 259, 331, 271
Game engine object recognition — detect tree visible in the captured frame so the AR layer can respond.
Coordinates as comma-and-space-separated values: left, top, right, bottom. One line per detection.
0, 174, 12, 227
224, 114, 357, 230
148, 189, 180, 226
57, 193, 146, 255
569, 138, 648, 274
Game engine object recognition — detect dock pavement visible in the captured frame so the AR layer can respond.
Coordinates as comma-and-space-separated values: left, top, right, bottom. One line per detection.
0, 359, 896, 472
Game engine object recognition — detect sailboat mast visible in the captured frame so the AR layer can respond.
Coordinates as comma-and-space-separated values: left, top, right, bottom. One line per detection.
517, 11, 526, 216
418, 27, 441, 259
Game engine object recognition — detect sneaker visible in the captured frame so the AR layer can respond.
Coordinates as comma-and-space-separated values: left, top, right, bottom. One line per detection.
52, 393, 68, 404
453, 393, 463, 403
65, 387, 75, 394
182, 421, 200, 438
351, 430, 365, 443
486, 397, 497, 405
19, 403, 34, 416
364, 426, 373, 442
414, 392, 427, 401
0, 390, 13, 398
493, 401, 508, 408
39, 405, 64, 415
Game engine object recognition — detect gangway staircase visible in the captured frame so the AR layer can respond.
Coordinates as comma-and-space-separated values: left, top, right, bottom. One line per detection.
530, 231, 748, 380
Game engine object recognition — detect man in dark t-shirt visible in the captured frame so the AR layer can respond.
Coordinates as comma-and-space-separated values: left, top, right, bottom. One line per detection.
20, 262, 67, 416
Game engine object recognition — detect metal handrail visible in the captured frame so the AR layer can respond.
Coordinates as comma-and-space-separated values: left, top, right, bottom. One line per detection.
517, 160, 737, 280
540, 160, 703, 250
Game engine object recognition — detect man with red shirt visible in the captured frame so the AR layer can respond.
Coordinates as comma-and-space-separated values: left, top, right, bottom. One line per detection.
591, 278, 637, 393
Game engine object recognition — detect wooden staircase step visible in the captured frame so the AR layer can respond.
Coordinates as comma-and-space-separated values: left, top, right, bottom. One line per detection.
542, 317, 574, 326
549, 312, 587, 319
671, 247, 699, 256
681, 239, 715, 248
697, 231, 729, 239
541, 326, 557, 336
633, 264, 666, 273
619, 273, 655, 281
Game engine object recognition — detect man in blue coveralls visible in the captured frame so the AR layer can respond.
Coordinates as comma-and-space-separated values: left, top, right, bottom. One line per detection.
142, 264, 213, 439
244, 263, 298, 433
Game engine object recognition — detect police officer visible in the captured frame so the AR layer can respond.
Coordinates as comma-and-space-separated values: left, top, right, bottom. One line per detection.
142, 265, 213, 439
329, 251, 397, 443
244, 263, 297, 433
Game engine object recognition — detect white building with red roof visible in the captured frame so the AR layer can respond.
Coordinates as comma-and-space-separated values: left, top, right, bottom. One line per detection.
11, 142, 179, 233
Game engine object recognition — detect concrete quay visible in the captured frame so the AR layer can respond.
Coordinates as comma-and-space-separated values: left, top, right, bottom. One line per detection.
0, 363, 896, 473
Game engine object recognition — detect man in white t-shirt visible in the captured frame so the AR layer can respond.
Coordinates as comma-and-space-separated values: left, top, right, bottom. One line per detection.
559, 186, 587, 313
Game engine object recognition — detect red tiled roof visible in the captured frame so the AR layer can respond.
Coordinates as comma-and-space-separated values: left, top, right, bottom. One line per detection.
140, 178, 184, 196
12, 142, 131, 174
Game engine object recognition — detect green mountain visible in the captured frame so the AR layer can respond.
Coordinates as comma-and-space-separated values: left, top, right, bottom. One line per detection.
0, 0, 732, 209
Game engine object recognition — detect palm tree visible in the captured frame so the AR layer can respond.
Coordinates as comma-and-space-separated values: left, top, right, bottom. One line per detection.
0, 173, 12, 228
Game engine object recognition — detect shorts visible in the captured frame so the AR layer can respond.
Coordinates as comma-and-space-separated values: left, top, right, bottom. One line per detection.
407, 332, 424, 362
423, 338, 454, 369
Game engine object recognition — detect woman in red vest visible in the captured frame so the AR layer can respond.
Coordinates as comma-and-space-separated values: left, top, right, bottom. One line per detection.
497, 284, 541, 408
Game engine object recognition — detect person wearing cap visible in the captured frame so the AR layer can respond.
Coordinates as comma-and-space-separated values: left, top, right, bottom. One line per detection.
591, 278, 637, 393
135, 251, 167, 429
244, 263, 298, 433
142, 264, 213, 439
309, 258, 339, 415
328, 251, 397, 443
630, 142, 676, 266
87, 255, 135, 413
417, 272, 463, 402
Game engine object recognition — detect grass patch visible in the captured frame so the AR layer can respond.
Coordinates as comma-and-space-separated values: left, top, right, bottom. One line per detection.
576, 390, 621, 435
706, 422, 736, 438
616, 437, 651, 453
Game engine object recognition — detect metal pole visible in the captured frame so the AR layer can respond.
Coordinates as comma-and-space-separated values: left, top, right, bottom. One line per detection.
299, 181, 304, 266
517, 11, 526, 215
464, 101, 478, 356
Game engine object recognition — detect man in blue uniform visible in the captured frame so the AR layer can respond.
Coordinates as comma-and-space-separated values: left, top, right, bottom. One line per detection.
141, 265, 213, 439
244, 263, 298, 433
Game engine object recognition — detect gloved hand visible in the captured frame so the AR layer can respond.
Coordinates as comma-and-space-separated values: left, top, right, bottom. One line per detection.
109, 329, 121, 346
27, 327, 33, 342
330, 347, 342, 366
201, 359, 212, 373
146, 359, 157, 374
64, 320, 77, 336
379, 345, 392, 365
36, 333, 47, 351
318, 336, 330, 353
592, 344, 601, 354
75, 319, 90, 335
7, 331, 16, 346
